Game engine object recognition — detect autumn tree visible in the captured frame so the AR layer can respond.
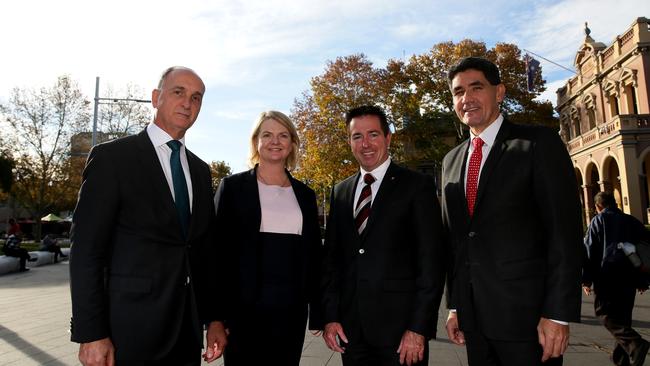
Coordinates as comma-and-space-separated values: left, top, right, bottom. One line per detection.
209, 160, 232, 192
402, 40, 556, 140
0, 75, 90, 239
292, 54, 386, 196
293, 40, 555, 199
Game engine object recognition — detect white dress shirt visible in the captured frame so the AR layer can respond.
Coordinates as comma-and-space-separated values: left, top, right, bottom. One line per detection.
352, 158, 391, 215
146, 123, 193, 211
463, 114, 503, 193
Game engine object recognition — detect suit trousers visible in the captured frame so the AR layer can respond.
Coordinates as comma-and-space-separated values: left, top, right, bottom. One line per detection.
464, 330, 562, 366
594, 277, 649, 366
340, 300, 428, 366
224, 304, 307, 366
117, 287, 201, 366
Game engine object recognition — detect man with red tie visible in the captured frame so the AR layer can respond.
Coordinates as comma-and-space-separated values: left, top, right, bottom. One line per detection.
441, 57, 584, 366
321, 105, 446, 366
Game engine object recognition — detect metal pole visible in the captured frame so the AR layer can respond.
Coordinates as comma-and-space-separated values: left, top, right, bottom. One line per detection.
92, 77, 100, 146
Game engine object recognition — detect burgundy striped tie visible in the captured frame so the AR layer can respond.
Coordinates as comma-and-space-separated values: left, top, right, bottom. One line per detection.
355, 173, 375, 234
466, 137, 484, 217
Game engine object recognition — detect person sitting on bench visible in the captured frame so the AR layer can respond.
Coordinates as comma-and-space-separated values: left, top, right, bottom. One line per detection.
40, 234, 67, 262
3, 234, 36, 272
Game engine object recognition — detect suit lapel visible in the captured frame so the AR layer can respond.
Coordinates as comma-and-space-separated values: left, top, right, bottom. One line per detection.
342, 173, 361, 241
134, 130, 181, 238
447, 140, 471, 220
246, 167, 263, 232
185, 149, 204, 240
288, 172, 307, 229
362, 162, 400, 239
456, 140, 471, 219
473, 121, 511, 216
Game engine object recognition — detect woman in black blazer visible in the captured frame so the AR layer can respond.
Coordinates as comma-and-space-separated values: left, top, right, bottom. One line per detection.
213, 110, 323, 365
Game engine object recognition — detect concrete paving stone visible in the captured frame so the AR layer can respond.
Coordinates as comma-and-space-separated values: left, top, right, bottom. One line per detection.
3, 262, 650, 365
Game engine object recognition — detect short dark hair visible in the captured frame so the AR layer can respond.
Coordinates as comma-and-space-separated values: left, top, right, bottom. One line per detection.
447, 57, 501, 88
594, 191, 616, 209
345, 105, 390, 136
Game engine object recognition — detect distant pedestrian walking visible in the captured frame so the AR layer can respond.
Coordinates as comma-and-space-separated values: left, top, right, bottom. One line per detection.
583, 191, 650, 366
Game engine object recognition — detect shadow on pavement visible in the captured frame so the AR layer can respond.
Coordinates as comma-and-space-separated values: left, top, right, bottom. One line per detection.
0, 325, 69, 366
0, 262, 70, 288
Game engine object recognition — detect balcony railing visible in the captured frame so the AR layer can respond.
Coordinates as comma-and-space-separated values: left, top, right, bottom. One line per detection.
566, 114, 650, 153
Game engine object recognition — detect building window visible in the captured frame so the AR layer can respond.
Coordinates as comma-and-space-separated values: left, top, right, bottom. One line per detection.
570, 106, 581, 137
623, 84, 639, 114
603, 79, 620, 120
587, 108, 596, 130
608, 94, 620, 118
583, 94, 597, 130
620, 68, 638, 115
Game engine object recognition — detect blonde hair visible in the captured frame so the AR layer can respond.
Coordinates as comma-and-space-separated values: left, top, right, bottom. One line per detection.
248, 110, 300, 171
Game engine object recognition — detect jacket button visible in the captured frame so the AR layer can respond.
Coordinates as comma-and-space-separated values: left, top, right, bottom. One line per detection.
359, 249, 365, 254
468, 232, 476, 238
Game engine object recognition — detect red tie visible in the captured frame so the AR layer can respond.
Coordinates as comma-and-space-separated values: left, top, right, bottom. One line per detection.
355, 173, 375, 234
466, 137, 484, 217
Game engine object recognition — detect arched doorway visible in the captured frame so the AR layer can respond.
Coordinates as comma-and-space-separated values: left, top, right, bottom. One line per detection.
602, 156, 622, 209
585, 162, 600, 223
641, 150, 650, 224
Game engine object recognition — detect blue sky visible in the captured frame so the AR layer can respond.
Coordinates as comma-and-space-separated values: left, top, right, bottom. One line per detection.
0, 0, 647, 172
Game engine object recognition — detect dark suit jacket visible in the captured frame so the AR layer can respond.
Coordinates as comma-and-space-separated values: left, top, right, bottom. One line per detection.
69, 130, 221, 360
441, 120, 583, 341
322, 162, 445, 347
213, 167, 323, 329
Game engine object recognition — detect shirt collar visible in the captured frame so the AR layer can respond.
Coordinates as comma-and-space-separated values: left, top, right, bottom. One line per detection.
470, 114, 503, 148
360, 157, 391, 183
147, 122, 186, 148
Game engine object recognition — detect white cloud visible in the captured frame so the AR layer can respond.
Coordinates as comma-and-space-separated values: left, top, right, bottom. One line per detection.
512, 0, 649, 80
1, 0, 648, 168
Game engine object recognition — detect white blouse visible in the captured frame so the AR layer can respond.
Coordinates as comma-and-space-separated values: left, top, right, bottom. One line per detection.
257, 180, 303, 235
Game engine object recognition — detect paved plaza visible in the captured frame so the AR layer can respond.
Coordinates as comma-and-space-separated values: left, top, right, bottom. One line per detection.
1, 261, 649, 365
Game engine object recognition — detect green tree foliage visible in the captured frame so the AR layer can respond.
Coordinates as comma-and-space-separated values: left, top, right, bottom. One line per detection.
210, 160, 232, 192
292, 40, 556, 199
0, 75, 90, 239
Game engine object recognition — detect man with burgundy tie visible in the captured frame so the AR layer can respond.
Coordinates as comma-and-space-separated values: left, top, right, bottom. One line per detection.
70, 66, 227, 365
322, 105, 445, 366
441, 57, 583, 366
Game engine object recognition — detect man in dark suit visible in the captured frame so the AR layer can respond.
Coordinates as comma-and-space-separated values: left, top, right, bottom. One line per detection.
70, 66, 227, 366
322, 105, 445, 366
441, 57, 583, 366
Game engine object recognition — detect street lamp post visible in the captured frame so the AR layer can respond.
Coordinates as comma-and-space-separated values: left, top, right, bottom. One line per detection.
91, 76, 151, 146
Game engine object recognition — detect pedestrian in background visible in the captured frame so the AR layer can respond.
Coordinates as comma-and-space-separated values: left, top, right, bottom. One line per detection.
583, 191, 650, 366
